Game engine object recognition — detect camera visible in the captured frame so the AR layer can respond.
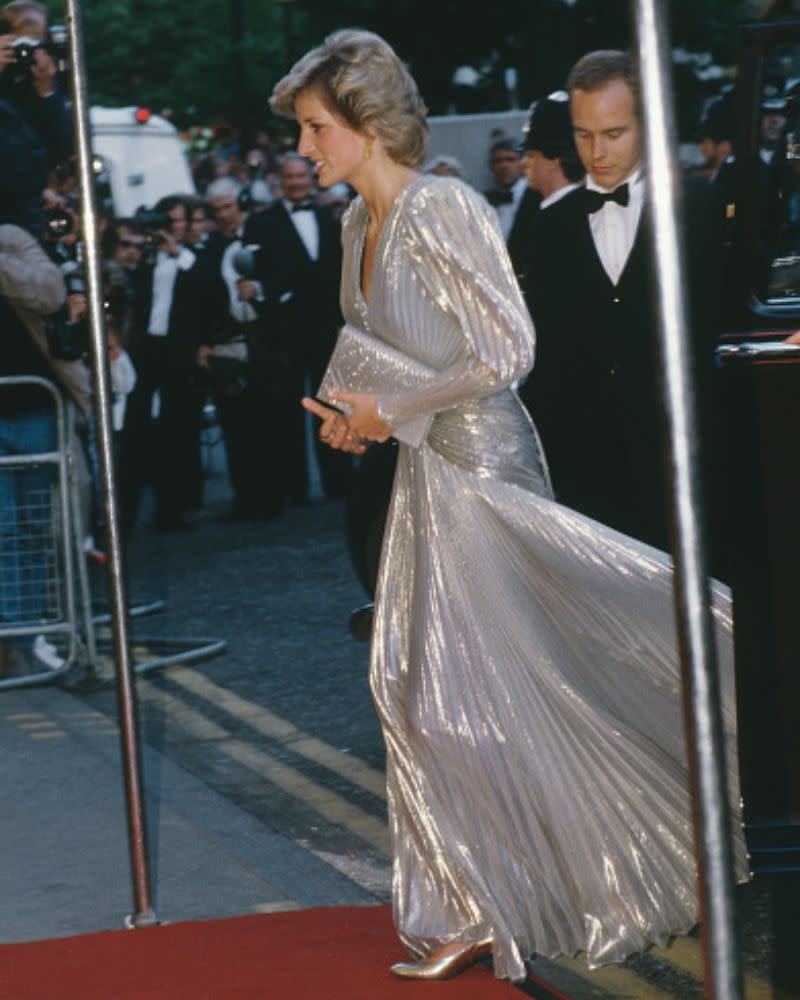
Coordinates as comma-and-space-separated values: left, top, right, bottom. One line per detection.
132, 206, 172, 234
6, 27, 69, 89
132, 206, 174, 257
10, 25, 68, 69
44, 261, 87, 361
44, 205, 74, 241
10, 34, 41, 68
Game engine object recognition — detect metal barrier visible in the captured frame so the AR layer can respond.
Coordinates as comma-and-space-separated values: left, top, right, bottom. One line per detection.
1, 376, 228, 691
0, 376, 79, 688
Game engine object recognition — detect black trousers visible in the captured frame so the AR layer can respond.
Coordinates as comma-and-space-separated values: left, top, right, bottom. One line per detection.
281, 363, 351, 503
119, 336, 203, 532
214, 376, 281, 517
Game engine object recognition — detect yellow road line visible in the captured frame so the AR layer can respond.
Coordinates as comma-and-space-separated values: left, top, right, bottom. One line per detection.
556, 955, 678, 1000
166, 666, 387, 799
224, 739, 389, 853
137, 680, 389, 854
139, 680, 228, 740
652, 937, 773, 1000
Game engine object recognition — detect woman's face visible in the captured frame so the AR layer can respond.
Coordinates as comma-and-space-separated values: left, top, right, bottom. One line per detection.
296, 88, 366, 189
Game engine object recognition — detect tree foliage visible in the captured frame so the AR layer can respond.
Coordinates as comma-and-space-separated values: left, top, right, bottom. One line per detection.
46, 0, 764, 129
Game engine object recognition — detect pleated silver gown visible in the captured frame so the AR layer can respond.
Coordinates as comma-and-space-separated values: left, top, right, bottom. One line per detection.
340, 175, 748, 982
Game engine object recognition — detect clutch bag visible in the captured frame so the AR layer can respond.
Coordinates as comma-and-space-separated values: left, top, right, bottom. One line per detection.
317, 323, 435, 447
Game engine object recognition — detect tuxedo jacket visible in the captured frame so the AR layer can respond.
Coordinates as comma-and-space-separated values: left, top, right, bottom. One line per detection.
507, 186, 541, 283
520, 179, 723, 551
249, 201, 343, 377
128, 254, 201, 371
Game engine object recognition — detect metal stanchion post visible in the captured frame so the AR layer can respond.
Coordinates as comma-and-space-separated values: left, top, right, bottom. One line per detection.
63, 0, 158, 928
632, 1, 743, 997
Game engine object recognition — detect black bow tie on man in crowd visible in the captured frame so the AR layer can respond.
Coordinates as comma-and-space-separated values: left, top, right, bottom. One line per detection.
291, 201, 314, 213
486, 189, 515, 206
583, 182, 630, 214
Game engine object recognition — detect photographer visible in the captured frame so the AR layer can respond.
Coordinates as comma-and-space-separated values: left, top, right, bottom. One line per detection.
0, 216, 90, 677
120, 194, 200, 533
0, 0, 72, 171
193, 177, 280, 521
0, 83, 47, 237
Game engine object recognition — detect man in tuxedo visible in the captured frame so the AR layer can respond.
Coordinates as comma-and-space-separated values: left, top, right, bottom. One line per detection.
191, 177, 283, 520
120, 195, 201, 533
524, 50, 723, 555
484, 138, 528, 242
509, 92, 583, 300
251, 153, 347, 505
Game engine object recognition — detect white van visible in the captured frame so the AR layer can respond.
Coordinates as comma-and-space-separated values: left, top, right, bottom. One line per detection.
90, 106, 195, 216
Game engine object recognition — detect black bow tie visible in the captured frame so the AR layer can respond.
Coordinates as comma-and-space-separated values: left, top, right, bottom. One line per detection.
584, 183, 630, 213
487, 189, 514, 206
291, 202, 314, 213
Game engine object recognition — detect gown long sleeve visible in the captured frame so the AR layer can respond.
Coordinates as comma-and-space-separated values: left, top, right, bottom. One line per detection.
337, 175, 748, 982
374, 180, 534, 435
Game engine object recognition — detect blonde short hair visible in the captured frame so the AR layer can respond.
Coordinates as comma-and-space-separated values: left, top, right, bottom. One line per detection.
270, 29, 428, 168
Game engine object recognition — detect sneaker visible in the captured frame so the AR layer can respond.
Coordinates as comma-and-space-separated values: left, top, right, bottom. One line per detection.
33, 635, 66, 670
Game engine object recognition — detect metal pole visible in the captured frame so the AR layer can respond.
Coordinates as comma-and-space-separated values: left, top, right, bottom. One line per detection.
63, 0, 157, 929
632, 2, 743, 998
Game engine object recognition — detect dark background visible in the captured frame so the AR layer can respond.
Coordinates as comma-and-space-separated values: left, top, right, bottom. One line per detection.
43, 0, 800, 139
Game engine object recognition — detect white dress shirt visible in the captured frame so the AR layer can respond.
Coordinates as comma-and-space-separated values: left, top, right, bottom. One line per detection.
586, 167, 644, 286
147, 247, 195, 335
284, 199, 319, 261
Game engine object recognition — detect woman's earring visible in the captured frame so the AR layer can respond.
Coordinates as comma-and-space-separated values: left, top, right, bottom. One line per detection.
364, 139, 373, 160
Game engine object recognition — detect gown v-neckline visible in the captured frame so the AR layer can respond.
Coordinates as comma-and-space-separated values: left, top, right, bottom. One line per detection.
355, 174, 427, 323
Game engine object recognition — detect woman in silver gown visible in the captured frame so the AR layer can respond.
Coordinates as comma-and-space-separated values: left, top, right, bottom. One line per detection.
271, 29, 748, 984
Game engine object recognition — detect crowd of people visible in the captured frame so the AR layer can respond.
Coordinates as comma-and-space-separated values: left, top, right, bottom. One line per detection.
0, 1, 364, 679
0, 0, 794, 680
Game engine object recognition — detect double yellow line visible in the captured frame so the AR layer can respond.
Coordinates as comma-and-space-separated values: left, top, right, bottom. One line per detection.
137, 667, 389, 854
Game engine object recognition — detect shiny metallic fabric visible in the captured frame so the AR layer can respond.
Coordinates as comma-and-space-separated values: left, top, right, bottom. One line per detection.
318, 324, 435, 449
339, 175, 747, 981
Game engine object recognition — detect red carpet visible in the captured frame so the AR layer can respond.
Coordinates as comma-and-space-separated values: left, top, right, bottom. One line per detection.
0, 905, 527, 999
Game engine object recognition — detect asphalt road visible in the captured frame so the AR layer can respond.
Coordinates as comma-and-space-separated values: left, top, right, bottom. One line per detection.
70, 464, 799, 1000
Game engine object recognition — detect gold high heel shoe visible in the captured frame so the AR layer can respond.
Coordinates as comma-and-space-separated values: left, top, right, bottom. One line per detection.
389, 938, 492, 980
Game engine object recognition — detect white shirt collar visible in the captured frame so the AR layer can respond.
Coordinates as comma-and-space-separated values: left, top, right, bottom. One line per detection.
540, 181, 582, 210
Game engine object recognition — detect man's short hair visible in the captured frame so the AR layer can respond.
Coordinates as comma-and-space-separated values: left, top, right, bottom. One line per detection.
0, 0, 47, 33
154, 194, 188, 216
205, 177, 241, 202
700, 94, 735, 145
567, 50, 638, 108
279, 151, 313, 173
184, 194, 211, 219
489, 138, 520, 161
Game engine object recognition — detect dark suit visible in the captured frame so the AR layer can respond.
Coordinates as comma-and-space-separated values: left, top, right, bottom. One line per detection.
507, 187, 541, 282
520, 180, 723, 557
189, 221, 283, 519
120, 252, 203, 532
252, 200, 348, 502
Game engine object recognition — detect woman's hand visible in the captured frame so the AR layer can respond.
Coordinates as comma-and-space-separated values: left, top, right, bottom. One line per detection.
301, 398, 367, 455
328, 392, 393, 443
